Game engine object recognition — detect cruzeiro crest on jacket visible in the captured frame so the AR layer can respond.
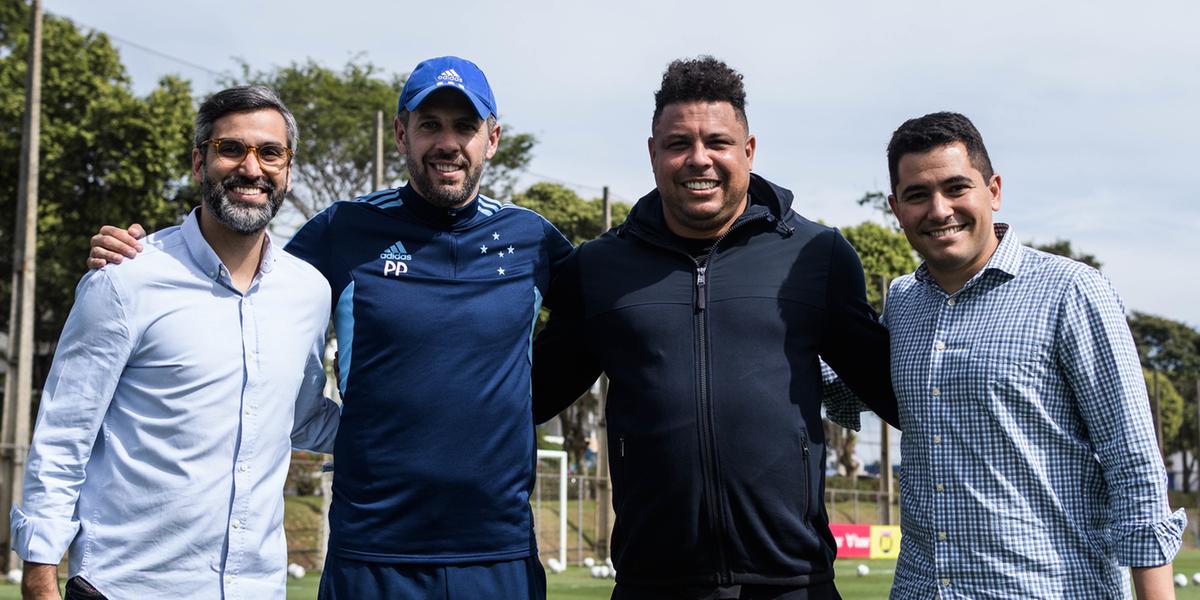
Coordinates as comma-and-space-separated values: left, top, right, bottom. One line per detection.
380, 240, 412, 276
477, 229, 520, 277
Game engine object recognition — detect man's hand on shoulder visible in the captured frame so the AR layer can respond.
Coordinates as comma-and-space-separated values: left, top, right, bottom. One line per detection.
87, 224, 145, 269
21, 562, 61, 600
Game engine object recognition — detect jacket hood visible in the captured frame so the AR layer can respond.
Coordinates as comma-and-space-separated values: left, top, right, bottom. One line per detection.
619, 173, 797, 241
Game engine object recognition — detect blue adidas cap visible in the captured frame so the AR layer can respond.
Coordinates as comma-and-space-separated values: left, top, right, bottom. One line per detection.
397, 56, 497, 120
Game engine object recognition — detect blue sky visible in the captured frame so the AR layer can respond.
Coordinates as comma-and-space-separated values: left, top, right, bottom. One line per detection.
44, 0, 1200, 329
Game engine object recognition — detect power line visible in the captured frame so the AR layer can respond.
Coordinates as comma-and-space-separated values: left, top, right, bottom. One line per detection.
51, 11, 225, 79
522, 171, 634, 204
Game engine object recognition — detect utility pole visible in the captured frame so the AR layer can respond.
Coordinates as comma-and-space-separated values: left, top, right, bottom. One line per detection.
372, 110, 384, 191
2, 0, 43, 571
602, 186, 611, 231
878, 275, 894, 525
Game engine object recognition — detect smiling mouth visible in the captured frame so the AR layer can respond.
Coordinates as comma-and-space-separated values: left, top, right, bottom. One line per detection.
430, 161, 465, 176
231, 186, 266, 197
925, 224, 968, 239
682, 180, 718, 191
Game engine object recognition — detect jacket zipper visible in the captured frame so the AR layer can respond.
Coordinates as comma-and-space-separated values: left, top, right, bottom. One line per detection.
628, 211, 771, 586
692, 214, 767, 586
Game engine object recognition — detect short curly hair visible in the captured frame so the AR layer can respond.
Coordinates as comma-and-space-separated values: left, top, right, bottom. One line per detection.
652, 56, 748, 131
887, 112, 993, 193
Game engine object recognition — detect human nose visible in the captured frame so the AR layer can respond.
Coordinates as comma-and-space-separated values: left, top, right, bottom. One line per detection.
928, 193, 954, 221
236, 147, 266, 177
684, 142, 712, 170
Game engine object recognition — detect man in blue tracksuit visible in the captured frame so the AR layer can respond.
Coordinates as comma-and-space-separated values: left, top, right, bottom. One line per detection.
88, 56, 571, 600
285, 56, 572, 599
533, 57, 897, 599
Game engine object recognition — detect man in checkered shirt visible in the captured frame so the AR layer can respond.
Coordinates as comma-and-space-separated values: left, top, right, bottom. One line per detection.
876, 112, 1184, 598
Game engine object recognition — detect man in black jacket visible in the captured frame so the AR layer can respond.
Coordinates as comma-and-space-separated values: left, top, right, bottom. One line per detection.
533, 57, 897, 599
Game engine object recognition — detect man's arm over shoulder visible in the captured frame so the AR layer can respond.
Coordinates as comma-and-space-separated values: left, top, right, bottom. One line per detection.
1058, 266, 1185, 569
13, 270, 134, 567
818, 230, 899, 428
291, 334, 341, 454
532, 250, 602, 424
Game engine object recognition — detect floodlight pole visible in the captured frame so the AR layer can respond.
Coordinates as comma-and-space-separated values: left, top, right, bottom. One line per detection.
2, 0, 43, 572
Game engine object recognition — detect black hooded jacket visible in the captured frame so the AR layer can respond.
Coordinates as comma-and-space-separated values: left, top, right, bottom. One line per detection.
533, 173, 896, 588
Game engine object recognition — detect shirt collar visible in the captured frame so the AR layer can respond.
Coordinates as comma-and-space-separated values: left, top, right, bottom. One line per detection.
396, 183, 481, 227
914, 222, 1021, 289
181, 207, 277, 283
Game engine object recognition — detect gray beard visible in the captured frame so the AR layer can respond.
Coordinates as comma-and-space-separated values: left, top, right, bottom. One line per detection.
202, 173, 285, 234
407, 152, 485, 208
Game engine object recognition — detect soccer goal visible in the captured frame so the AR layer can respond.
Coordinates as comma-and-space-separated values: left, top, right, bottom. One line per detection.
533, 449, 568, 568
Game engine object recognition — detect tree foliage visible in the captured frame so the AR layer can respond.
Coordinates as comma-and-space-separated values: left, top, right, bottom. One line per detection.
1033, 239, 1102, 270
840, 221, 918, 312
513, 181, 629, 245
233, 58, 537, 229
1128, 312, 1200, 486
0, 1, 193, 359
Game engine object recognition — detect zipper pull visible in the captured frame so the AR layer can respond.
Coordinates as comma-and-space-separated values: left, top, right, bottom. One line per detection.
619, 435, 625, 457
802, 438, 810, 457
696, 265, 707, 312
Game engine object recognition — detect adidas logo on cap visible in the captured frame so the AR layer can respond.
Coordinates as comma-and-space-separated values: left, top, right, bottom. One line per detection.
436, 69, 463, 83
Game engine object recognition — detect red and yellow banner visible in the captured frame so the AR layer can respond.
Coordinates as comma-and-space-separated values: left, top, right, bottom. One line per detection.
830, 523, 902, 559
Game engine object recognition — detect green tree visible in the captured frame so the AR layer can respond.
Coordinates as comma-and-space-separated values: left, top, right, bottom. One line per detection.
840, 221, 918, 312
1033, 239, 1102, 270
1145, 369, 1185, 452
1128, 312, 1200, 489
513, 181, 629, 245
0, 1, 194, 370
234, 58, 537, 228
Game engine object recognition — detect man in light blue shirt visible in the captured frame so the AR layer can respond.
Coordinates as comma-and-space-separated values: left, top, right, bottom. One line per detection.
11, 86, 340, 600
881, 112, 1182, 599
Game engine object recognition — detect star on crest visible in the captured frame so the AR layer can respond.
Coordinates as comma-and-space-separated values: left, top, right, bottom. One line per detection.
480, 245, 488, 254
507, 245, 515, 254
497, 267, 506, 276
492, 232, 501, 241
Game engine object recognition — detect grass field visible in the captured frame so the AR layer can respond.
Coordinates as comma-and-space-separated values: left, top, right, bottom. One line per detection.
3, 550, 1200, 599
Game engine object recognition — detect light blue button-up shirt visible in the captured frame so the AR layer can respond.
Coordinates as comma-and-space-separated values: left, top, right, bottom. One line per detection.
11, 209, 340, 600
885, 224, 1184, 599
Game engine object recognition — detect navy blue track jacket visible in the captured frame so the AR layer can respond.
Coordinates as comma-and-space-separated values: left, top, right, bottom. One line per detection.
288, 184, 572, 564
533, 173, 897, 588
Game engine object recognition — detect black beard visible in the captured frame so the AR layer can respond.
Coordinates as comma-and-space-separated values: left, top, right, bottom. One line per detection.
201, 173, 285, 234
407, 151, 485, 208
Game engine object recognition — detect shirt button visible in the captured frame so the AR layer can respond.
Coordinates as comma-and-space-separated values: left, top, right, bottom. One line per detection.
936, 483, 945, 492
931, 387, 941, 397
225, 575, 233, 584
933, 434, 942, 444
942, 578, 952, 586
938, 532, 947, 541
231, 519, 242, 529
946, 298, 956, 306
238, 464, 249, 472
934, 340, 946, 351
244, 409, 252, 416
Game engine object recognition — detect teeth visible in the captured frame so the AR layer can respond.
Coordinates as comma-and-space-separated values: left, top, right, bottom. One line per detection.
682, 180, 718, 190
232, 186, 263, 195
433, 163, 460, 173
928, 224, 967, 237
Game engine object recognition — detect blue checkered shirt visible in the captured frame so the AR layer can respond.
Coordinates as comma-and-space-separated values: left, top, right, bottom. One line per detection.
879, 224, 1184, 599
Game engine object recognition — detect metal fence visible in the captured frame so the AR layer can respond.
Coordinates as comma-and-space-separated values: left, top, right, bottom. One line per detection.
530, 462, 900, 565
